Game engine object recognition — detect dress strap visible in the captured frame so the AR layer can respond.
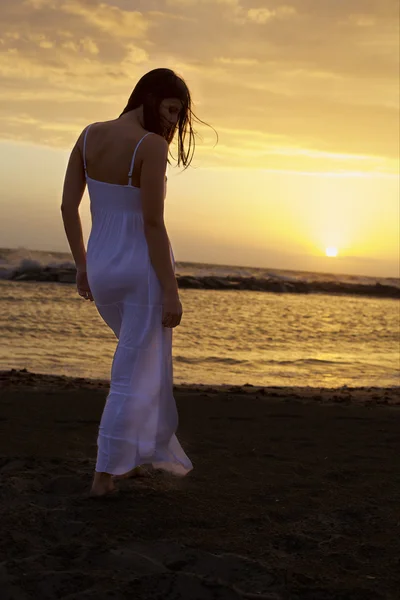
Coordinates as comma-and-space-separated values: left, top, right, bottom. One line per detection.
82, 124, 92, 174
128, 132, 153, 186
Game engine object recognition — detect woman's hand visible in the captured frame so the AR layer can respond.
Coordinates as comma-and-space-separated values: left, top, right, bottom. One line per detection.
162, 290, 182, 328
76, 268, 94, 302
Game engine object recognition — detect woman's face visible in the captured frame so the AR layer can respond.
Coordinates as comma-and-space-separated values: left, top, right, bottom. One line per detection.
159, 98, 183, 133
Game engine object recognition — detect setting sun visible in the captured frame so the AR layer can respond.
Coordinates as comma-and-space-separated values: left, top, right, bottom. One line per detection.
0, 0, 399, 278
326, 247, 338, 258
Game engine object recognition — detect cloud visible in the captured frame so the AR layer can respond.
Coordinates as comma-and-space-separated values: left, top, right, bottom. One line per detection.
166, 0, 239, 5
0, 0, 398, 172
60, 1, 148, 38
61, 38, 99, 54
214, 57, 259, 66
246, 6, 296, 24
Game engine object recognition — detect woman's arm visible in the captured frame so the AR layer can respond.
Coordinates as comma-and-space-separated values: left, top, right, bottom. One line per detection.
140, 135, 178, 294
61, 132, 87, 271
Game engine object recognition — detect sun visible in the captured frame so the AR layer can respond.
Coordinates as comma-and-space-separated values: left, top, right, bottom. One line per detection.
325, 246, 338, 257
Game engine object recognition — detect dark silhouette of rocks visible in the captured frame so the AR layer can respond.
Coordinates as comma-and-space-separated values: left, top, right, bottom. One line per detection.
7, 267, 400, 298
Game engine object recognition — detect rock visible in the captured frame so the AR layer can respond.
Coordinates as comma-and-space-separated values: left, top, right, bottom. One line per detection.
176, 276, 204, 289
57, 271, 77, 283
5, 266, 400, 299
13, 272, 41, 281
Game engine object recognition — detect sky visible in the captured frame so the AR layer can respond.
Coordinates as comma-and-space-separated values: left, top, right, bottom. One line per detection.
0, 0, 399, 277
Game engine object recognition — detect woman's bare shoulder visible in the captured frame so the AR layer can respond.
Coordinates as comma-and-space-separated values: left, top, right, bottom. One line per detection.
75, 120, 110, 146
86, 119, 120, 134
76, 119, 130, 149
142, 132, 168, 153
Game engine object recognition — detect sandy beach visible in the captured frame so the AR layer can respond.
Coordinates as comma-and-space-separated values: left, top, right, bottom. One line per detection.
0, 369, 399, 599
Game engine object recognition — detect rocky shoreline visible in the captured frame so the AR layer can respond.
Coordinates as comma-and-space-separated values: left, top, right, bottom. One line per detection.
6, 265, 400, 298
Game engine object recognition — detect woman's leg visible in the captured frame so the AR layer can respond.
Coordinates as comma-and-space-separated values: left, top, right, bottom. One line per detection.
90, 471, 116, 497
89, 304, 122, 497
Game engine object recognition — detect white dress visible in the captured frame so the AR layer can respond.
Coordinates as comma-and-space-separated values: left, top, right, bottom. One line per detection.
83, 125, 193, 476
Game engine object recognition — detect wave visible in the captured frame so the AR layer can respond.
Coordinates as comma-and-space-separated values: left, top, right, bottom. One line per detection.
174, 357, 399, 374
260, 358, 353, 366
174, 356, 383, 368
0, 248, 74, 280
175, 356, 247, 365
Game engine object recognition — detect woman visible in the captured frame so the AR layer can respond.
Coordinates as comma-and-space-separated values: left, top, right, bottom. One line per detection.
61, 68, 203, 497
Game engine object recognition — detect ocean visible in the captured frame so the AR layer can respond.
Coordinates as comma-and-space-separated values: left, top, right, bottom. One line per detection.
1, 248, 399, 388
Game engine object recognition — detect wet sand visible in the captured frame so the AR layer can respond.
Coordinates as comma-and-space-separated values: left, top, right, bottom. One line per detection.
0, 369, 399, 599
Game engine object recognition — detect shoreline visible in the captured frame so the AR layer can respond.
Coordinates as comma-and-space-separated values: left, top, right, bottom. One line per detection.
1, 368, 399, 407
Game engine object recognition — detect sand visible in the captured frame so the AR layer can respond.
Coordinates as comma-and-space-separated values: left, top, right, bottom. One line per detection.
0, 369, 399, 599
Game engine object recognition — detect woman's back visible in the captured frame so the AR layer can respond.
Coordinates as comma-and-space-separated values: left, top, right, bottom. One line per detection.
84, 123, 167, 307
83, 119, 150, 188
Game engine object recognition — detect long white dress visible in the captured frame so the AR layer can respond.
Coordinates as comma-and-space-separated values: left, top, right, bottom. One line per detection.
83, 125, 193, 476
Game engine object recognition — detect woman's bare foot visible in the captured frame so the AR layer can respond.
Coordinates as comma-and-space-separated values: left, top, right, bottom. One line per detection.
89, 472, 116, 497
112, 466, 149, 480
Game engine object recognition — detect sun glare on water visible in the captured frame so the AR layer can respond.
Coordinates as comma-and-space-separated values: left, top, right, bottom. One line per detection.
326, 247, 338, 257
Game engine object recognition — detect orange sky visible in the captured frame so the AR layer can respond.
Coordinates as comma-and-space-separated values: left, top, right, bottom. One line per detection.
0, 0, 399, 276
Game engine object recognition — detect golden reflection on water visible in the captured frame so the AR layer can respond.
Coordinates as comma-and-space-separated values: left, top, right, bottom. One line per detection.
1, 281, 399, 387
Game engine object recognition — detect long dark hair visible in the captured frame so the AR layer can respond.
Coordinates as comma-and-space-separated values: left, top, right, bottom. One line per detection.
120, 68, 215, 168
